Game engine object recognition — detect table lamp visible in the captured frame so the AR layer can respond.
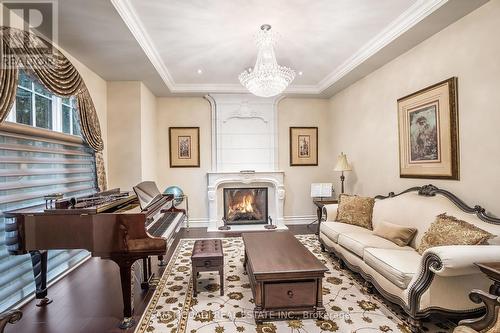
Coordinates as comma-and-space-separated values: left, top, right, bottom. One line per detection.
334, 152, 351, 194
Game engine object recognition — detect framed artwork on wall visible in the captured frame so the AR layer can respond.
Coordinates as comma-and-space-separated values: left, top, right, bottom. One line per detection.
169, 127, 200, 168
289, 127, 318, 166
397, 77, 459, 179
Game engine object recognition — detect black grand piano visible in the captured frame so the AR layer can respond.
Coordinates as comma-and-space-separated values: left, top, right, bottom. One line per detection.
4, 181, 185, 329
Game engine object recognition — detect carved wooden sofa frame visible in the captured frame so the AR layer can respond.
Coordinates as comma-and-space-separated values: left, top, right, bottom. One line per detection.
0, 310, 22, 333
318, 184, 500, 332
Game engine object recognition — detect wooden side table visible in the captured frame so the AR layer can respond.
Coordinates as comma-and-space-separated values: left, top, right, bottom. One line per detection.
476, 262, 500, 296
309, 199, 338, 235
456, 262, 500, 332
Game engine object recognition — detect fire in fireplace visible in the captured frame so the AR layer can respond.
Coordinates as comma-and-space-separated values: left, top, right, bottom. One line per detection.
223, 187, 268, 225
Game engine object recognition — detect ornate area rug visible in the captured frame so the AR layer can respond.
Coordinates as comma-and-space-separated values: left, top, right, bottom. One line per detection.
135, 235, 454, 333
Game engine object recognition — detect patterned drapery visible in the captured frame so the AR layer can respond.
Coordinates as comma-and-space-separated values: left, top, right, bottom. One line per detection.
0, 27, 106, 190
0, 41, 18, 123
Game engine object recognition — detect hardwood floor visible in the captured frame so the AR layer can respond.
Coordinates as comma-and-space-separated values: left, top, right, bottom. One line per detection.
6, 225, 316, 333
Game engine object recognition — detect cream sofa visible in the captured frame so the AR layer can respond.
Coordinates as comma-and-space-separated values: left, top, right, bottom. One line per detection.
318, 185, 500, 332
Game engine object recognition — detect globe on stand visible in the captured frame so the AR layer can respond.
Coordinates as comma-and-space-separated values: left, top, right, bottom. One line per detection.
164, 186, 184, 207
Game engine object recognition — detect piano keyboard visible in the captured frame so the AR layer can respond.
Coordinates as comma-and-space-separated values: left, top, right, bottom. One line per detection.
146, 211, 184, 245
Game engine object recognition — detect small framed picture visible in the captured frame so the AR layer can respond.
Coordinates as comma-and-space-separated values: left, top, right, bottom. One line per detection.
290, 127, 318, 166
169, 127, 200, 168
397, 78, 459, 179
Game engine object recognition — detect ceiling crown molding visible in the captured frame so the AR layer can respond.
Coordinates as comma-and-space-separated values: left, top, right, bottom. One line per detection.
110, 0, 175, 90
316, 0, 449, 92
112, 0, 449, 96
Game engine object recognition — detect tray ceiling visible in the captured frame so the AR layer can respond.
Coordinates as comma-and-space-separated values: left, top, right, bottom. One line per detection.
125, 0, 416, 86
54, 0, 489, 97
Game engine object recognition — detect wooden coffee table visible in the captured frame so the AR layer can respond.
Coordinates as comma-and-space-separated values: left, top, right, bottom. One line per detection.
242, 231, 328, 323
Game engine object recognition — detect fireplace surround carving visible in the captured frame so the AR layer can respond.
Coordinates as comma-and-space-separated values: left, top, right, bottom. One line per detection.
207, 171, 285, 231
205, 94, 286, 231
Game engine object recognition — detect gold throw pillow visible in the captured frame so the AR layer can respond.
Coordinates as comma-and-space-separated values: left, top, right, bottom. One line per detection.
335, 194, 375, 230
417, 213, 494, 255
373, 221, 417, 247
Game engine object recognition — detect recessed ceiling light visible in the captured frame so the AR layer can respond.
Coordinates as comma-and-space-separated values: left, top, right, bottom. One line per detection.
298, 71, 303, 76
197, 69, 203, 74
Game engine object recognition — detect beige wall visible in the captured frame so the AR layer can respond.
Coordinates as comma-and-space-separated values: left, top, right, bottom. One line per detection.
107, 82, 159, 190
140, 83, 158, 181
107, 81, 142, 190
154, 97, 332, 222
278, 98, 333, 219
328, 0, 500, 215
156, 97, 212, 221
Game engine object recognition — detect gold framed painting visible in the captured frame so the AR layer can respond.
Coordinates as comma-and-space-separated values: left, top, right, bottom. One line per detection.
397, 77, 459, 179
169, 127, 200, 168
290, 127, 318, 166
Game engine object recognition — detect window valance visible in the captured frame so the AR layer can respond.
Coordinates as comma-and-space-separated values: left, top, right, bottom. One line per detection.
0, 27, 106, 190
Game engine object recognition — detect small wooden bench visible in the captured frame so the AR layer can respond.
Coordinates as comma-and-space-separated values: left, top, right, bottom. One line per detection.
191, 239, 224, 297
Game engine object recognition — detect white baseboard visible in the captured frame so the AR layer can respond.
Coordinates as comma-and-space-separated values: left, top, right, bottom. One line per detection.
184, 217, 210, 228
283, 215, 317, 225
183, 215, 316, 228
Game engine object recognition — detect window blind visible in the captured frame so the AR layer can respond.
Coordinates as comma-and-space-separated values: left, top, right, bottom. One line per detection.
0, 122, 97, 312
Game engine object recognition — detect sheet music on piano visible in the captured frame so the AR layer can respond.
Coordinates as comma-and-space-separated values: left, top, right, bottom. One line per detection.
311, 183, 333, 198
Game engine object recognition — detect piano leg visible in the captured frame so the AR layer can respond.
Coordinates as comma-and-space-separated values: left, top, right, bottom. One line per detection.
111, 257, 136, 329
140, 257, 154, 290
30, 250, 52, 307
158, 255, 166, 267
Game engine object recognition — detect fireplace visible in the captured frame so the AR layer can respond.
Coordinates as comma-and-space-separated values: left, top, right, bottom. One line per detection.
223, 187, 268, 225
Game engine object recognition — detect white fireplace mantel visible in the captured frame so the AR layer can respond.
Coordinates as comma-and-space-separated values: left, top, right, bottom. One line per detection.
207, 171, 286, 231
204, 93, 287, 231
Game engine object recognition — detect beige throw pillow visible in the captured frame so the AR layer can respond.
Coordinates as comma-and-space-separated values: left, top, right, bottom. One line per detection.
417, 213, 494, 255
373, 221, 417, 247
335, 194, 375, 230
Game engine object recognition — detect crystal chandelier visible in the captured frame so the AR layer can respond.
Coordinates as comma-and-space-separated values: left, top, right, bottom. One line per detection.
239, 24, 295, 97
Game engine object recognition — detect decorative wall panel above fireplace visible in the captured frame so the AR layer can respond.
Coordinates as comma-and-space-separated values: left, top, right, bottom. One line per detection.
205, 93, 282, 172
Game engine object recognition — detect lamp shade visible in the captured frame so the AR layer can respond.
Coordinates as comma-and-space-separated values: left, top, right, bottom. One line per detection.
334, 152, 352, 172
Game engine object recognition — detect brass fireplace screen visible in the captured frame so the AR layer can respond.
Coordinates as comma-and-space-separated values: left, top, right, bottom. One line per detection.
223, 188, 268, 225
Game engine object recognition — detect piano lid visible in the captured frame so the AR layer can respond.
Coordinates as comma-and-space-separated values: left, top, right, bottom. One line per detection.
133, 181, 162, 210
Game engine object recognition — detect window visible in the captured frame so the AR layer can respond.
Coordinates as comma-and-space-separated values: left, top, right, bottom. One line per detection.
6, 70, 81, 135
0, 71, 95, 312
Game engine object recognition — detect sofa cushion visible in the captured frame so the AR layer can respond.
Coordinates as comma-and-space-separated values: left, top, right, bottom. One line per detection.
338, 232, 413, 258
417, 213, 495, 255
364, 248, 421, 289
336, 194, 375, 230
373, 221, 417, 247
320, 221, 371, 243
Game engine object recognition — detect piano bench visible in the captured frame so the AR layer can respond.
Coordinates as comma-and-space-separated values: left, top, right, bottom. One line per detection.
191, 239, 224, 297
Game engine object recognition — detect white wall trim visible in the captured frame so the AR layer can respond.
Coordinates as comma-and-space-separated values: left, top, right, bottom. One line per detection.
204, 94, 217, 172
182, 215, 316, 227
111, 0, 176, 90
317, 0, 449, 92
185, 217, 210, 228
111, 0, 447, 95
283, 215, 317, 225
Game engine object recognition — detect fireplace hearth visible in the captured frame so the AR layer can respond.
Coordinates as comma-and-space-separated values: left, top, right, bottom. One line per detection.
223, 188, 268, 225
